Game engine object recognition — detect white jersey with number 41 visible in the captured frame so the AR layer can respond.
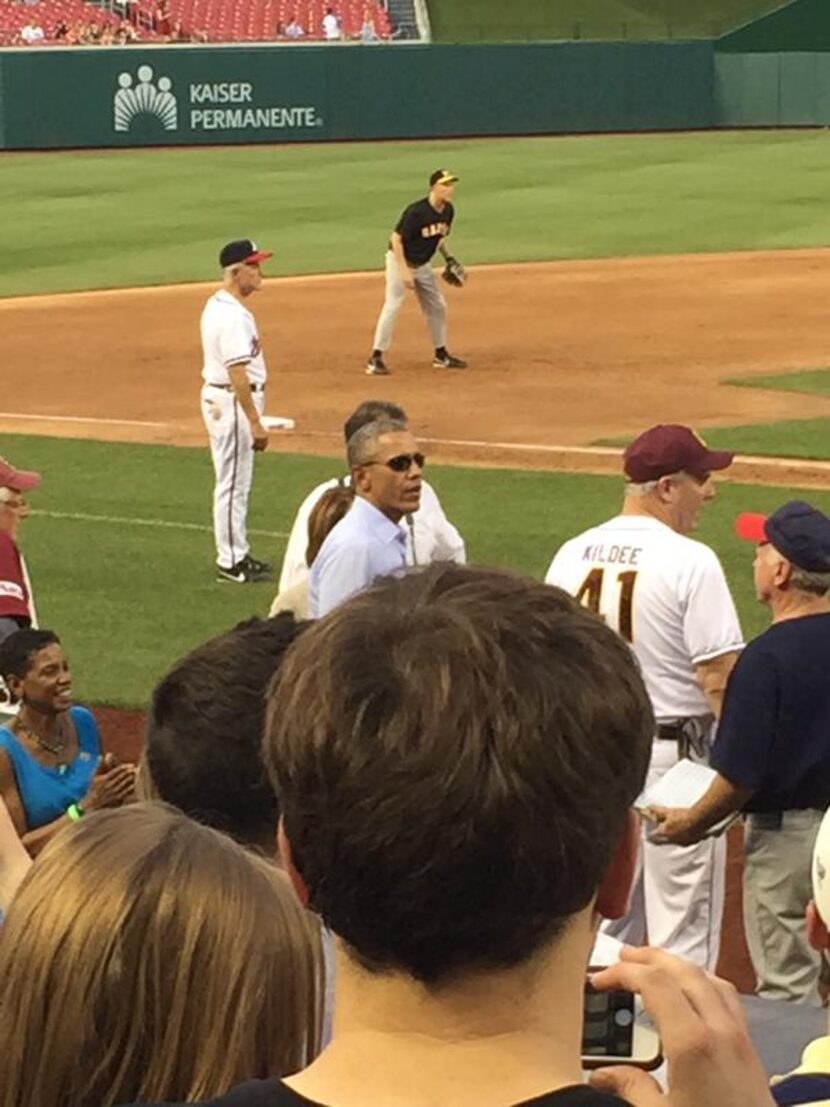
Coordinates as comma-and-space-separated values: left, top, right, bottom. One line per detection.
545, 515, 743, 720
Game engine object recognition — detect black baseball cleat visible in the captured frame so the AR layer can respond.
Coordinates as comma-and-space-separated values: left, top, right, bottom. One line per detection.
433, 349, 467, 369
216, 555, 272, 584
365, 353, 391, 376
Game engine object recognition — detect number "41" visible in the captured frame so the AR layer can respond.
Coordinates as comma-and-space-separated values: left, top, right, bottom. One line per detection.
575, 569, 638, 643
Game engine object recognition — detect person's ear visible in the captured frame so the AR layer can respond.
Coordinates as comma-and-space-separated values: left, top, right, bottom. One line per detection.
775, 555, 793, 589
277, 818, 310, 907
596, 809, 640, 920
807, 901, 830, 952
5, 674, 24, 704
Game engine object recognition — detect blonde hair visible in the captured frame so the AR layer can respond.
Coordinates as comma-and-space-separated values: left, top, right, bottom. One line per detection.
0, 803, 323, 1107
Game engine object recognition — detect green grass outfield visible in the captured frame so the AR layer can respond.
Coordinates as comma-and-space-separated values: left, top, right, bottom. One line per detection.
599, 418, 830, 460
5, 433, 829, 708
5, 130, 830, 297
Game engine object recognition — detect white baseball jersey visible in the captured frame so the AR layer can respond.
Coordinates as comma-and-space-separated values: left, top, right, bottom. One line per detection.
545, 514, 743, 719
200, 290, 267, 386
278, 477, 466, 593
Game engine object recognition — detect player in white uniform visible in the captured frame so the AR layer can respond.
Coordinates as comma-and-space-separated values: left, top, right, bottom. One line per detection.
277, 400, 465, 594
545, 424, 744, 970
200, 239, 273, 584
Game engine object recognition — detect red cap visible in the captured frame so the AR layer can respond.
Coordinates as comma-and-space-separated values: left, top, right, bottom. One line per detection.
734, 513, 767, 543
0, 456, 41, 492
735, 500, 830, 572
623, 424, 734, 482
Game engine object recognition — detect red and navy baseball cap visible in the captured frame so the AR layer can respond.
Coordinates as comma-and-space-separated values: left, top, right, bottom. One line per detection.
0, 456, 40, 492
735, 500, 830, 572
430, 169, 459, 186
623, 424, 734, 482
219, 239, 273, 267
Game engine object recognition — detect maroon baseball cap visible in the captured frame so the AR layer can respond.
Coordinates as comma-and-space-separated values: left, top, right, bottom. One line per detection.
623, 424, 734, 482
0, 456, 41, 492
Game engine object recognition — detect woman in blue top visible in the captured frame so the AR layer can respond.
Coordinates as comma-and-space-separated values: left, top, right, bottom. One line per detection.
0, 628, 136, 855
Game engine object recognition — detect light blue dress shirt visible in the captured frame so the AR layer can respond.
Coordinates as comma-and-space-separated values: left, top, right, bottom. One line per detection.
309, 496, 408, 618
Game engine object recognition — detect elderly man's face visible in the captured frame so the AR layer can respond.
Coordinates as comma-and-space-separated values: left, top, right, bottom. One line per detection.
0, 490, 29, 537
355, 430, 423, 521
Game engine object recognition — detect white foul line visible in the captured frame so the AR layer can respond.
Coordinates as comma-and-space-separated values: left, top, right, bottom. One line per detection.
0, 412, 167, 429
30, 509, 287, 540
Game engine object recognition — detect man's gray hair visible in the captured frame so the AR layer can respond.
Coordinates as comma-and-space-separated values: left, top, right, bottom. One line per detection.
625, 471, 684, 496
789, 565, 830, 596
347, 418, 407, 469
0, 488, 16, 504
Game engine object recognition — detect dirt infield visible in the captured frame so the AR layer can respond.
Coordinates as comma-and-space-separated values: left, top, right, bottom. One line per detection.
5, 247, 830, 484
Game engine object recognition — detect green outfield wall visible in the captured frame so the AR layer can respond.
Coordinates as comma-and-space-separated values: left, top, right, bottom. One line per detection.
717, 0, 830, 51
715, 52, 830, 124
0, 42, 714, 150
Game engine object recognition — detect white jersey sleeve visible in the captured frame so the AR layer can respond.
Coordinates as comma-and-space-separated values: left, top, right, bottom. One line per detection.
412, 481, 466, 566
679, 546, 743, 664
219, 310, 255, 368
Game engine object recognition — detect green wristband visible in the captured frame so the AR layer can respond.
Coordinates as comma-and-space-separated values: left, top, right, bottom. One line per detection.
66, 803, 84, 821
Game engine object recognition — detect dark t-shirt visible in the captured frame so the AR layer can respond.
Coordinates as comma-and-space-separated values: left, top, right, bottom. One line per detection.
137, 1076, 628, 1106
711, 612, 830, 813
392, 196, 455, 266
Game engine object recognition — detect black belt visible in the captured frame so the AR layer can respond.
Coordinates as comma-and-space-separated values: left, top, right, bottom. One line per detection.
206, 382, 265, 393
656, 719, 710, 760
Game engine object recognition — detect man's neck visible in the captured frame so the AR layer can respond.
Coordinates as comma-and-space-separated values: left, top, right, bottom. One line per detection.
222, 280, 248, 305
619, 493, 674, 530
359, 492, 404, 525
286, 913, 596, 1107
429, 190, 446, 212
769, 590, 830, 625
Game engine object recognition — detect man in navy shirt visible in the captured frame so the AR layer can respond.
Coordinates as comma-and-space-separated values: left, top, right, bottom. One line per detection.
653, 500, 830, 1003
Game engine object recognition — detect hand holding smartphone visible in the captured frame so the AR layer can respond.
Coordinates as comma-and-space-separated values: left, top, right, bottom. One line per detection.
582, 971, 662, 1071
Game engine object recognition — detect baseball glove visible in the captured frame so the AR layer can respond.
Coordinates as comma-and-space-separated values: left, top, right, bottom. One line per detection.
441, 255, 467, 288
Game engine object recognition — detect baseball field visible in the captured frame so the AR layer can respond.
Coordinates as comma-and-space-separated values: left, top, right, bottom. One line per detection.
4, 129, 830, 711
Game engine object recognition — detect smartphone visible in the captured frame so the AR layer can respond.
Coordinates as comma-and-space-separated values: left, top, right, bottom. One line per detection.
581, 975, 662, 1070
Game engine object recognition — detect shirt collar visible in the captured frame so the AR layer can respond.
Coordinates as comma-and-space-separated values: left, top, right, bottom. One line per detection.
354, 496, 407, 545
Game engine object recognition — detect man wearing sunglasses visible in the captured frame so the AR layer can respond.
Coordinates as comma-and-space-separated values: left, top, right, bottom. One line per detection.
309, 419, 423, 618
200, 238, 274, 585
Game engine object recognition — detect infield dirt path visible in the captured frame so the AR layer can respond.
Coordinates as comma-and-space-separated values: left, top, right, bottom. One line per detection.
4, 248, 830, 481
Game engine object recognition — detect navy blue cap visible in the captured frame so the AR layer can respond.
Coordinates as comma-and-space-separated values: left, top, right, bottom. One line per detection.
735, 500, 830, 572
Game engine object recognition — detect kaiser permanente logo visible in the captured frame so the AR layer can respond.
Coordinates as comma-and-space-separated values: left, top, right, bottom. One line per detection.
112, 64, 323, 134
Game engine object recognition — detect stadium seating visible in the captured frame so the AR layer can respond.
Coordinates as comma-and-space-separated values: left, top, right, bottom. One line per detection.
0, 0, 391, 45
131, 0, 392, 41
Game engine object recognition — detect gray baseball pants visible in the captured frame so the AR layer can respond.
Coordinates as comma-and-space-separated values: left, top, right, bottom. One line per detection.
743, 809, 824, 1004
372, 250, 447, 352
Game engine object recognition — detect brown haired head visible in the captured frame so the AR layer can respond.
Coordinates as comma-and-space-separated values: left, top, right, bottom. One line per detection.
305, 483, 355, 567
265, 563, 654, 986
0, 803, 323, 1107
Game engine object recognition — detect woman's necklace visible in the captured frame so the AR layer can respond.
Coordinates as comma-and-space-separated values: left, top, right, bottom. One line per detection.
16, 715, 68, 761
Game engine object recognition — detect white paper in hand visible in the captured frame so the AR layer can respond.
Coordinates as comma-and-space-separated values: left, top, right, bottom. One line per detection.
639, 760, 736, 838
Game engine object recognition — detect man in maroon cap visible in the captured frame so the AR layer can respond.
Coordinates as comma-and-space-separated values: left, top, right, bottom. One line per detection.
0, 456, 40, 647
546, 424, 743, 970
652, 500, 830, 1003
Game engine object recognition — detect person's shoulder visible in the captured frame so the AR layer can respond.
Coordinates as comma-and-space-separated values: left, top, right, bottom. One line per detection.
69, 704, 96, 727
120, 1076, 302, 1107
517, 1086, 630, 1105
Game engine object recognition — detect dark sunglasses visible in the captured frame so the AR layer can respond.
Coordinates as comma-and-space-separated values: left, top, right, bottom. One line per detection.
368, 452, 426, 473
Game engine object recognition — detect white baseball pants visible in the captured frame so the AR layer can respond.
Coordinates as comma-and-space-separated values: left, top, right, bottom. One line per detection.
372, 250, 447, 352
201, 383, 264, 569
601, 738, 726, 971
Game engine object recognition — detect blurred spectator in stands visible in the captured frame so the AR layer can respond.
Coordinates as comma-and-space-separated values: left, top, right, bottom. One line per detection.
169, 20, 188, 41
359, 6, 379, 41
141, 613, 304, 852
285, 13, 305, 37
100, 24, 115, 44
155, 0, 172, 36
322, 5, 340, 40
0, 628, 137, 855
270, 485, 354, 619
0, 457, 39, 647
0, 803, 323, 1107
53, 19, 68, 39
20, 21, 44, 43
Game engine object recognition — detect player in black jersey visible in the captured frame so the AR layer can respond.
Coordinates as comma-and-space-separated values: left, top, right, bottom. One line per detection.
366, 168, 468, 376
